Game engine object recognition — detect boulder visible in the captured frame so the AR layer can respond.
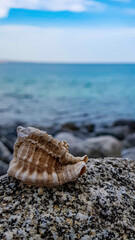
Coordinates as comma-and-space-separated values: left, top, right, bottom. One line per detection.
0, 122, 20, 153
84, 136, 121, 157
0, 158, 135, 239
61, 122, 80, 131
0, 160, 8, 176
84, 123, 95, 132
55, 132, 86, 156
122, 147, 135, 160
55, 133, 121, 158
0, 141, 12, 163
95, 126, 129, 140
112, 119, 135, 131
123, 133, 135, 148
0, 136, 16, 153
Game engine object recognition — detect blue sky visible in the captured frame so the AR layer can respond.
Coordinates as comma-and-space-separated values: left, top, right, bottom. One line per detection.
0, 0, 135, 63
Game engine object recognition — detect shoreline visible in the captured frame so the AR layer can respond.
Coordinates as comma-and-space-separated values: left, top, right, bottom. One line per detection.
0, 118, 135, 176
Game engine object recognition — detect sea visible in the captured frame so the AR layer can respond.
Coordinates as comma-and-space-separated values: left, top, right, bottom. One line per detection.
0, 63, 135, 127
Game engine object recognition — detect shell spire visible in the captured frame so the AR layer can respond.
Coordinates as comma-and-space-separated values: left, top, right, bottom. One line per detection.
7, 126, 88, 186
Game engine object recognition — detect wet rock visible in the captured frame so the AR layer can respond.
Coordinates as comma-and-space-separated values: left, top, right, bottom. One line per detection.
123, 133, 135, 148
84, 136, 121, 157
95, 126, 129, 140
122, 147, 135, 160
0, 160, 8, 176
61, 122, 80, 131
112, 119, 135, 131
0, 141, 12, 163
84, 123, 95, 132
0, 157, 135, 240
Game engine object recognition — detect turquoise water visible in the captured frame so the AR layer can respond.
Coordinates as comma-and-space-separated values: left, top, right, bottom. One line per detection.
0, 63, 135, 127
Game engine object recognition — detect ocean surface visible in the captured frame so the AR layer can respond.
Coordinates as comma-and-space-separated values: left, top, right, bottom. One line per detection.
0, 63, 135, 127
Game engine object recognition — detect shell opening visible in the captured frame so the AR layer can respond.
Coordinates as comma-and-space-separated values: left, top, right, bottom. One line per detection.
84, 155, 88, 163
78, 165, 86, 176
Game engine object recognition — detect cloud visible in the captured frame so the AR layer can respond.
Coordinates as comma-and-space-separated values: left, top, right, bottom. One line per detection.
0, 0, 106, 18
0, 25, 135, 63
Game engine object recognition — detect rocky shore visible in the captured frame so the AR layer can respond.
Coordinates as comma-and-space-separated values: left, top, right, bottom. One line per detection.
0, 119, 135, 176
0, 157, 135, 240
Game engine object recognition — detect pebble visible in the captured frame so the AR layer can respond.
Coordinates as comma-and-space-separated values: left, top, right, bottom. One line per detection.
4, 231, 13, 240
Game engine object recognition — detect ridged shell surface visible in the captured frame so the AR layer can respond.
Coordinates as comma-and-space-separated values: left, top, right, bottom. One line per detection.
7, 126, 88, 186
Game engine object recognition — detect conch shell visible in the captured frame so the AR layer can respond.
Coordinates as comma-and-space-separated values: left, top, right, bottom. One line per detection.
7, 126, 88, 186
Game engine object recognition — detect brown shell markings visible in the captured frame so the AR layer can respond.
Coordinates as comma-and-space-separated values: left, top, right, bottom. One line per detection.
7, 126, 88, 186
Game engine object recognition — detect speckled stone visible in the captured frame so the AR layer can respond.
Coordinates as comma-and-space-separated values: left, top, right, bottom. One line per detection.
0, 158, 135, 240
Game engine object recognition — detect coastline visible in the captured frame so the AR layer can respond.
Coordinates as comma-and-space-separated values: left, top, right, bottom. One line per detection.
0, 118, 135, 176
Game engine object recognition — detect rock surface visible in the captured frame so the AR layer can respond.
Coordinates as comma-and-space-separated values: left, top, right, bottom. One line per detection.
55, 132, 86, 156
84, 136, 122, 158
0, 157, 135, 240
123, 133, 135, 148
122, 147, 135, 160
0, 160, 8, 176
0, 141, 12, 163
112, 119, 135, 131
95, 126, 129, 140
55, 133, 122, 158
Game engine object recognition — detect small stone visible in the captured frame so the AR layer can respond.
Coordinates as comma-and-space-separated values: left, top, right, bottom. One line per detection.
81, 235, 90, 240
76, 212, 88, 221
38, 187, 43, 195
4, 231, 13, 240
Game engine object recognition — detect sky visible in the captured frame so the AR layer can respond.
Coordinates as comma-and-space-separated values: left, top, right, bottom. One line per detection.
0, 0, 135, 63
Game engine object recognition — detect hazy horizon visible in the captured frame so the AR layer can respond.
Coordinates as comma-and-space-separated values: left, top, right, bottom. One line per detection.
1, 60, 135, 64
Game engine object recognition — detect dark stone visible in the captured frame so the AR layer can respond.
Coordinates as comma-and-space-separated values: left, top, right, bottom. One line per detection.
84, 123, 95, 132
95, 126, 129, 140
61, 122, 80, 131
0, 136, 16, 153
0, 160, 8, 176
112, 119, 135, 131
0, 141, 12, 163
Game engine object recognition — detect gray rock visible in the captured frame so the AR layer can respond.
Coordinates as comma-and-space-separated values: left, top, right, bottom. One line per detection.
0, 136, 16, 153
55, 132, 86, 156
0, 141, 12, 163
0, 157, 135, 239
112, 119, 135, 131
0, 160, 8, 176
84, 136, 121, 157
123, 133, 135, 148
95, 126, 129, 140
55, 133, 122, 158
122, 147, 135, 160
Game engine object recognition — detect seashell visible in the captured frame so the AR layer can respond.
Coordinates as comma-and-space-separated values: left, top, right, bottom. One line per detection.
7, 126, 88, 186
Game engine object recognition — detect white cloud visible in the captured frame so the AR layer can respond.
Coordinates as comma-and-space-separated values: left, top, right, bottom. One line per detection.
0, 25, 135, 63
0, 7, 9, 18
0, 0, 106, 18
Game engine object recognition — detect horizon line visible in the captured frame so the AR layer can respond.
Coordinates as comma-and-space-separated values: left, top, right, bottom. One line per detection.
0, 60, 135, 65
